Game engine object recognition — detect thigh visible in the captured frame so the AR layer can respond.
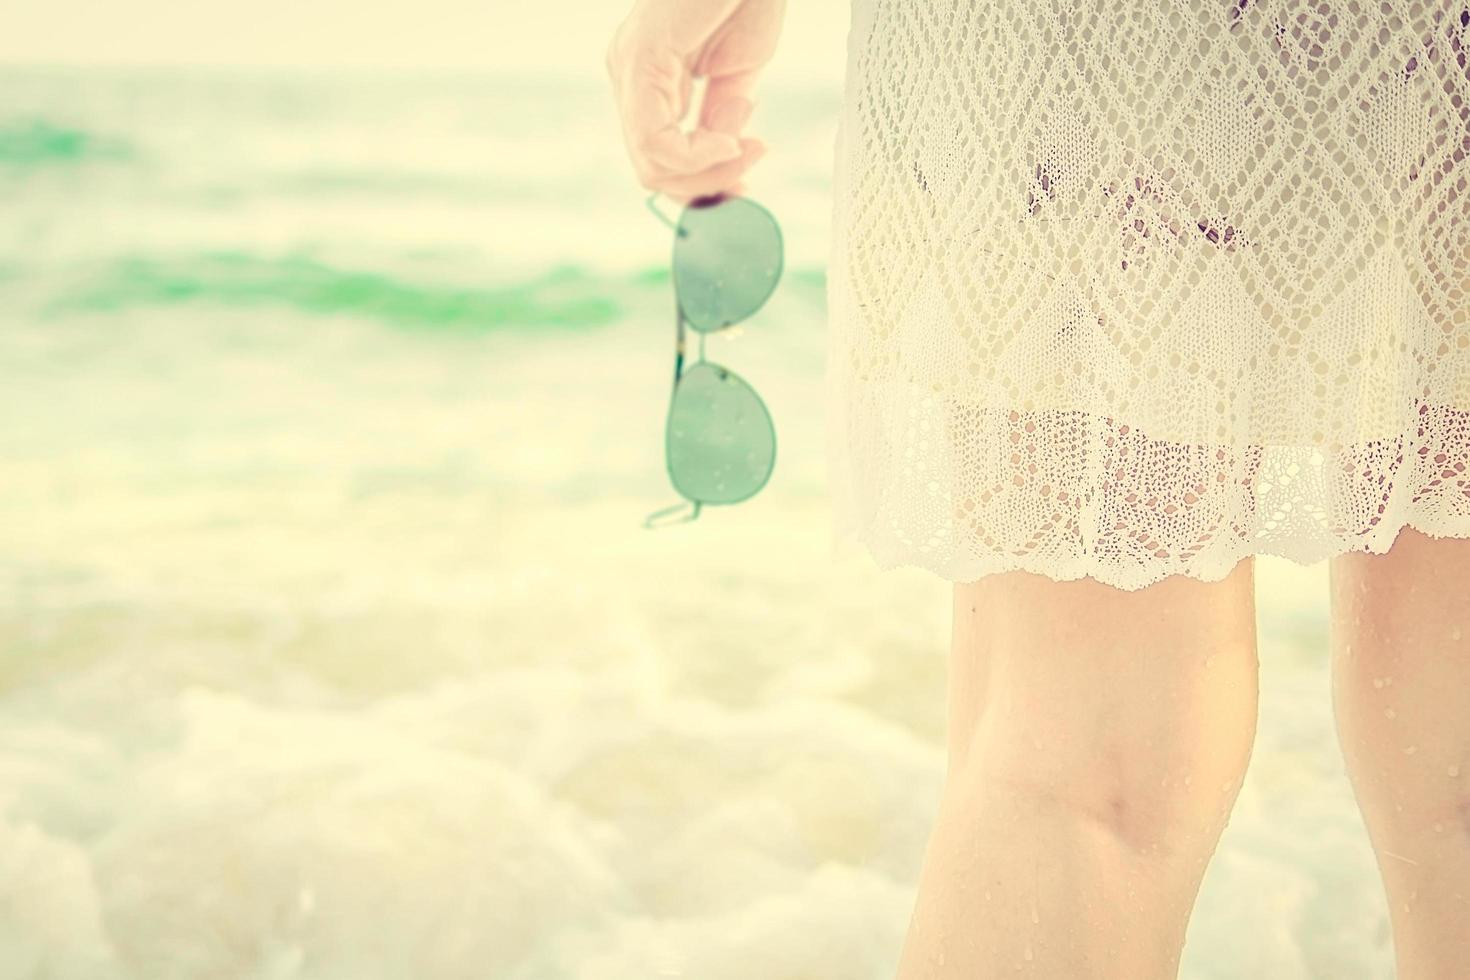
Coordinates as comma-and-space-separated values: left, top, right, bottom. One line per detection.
1328, 527, 1470, 764
1329, 527, 1470, 643
947, 559, 1261, 818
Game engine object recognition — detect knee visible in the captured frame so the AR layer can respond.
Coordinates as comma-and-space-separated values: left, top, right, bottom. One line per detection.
946, 569, 1260, 857
1342, 761, 1470, 848
956, 708, 1256, 857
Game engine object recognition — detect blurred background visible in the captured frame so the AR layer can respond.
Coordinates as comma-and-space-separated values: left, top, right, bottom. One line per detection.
0, 2, 1403, 978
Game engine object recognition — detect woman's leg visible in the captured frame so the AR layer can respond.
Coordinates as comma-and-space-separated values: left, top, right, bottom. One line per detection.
1328, 527, 1470, 980
898, 558, 1260, 979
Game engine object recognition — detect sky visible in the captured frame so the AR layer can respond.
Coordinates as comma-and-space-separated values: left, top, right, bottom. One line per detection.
0, 0, 849, 83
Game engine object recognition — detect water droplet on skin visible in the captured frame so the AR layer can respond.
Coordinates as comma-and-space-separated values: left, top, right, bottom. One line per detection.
1031, 903, 1039, 924
1385, 707, 1397, 719
1450, 765, 1462, 778
985, 889, 992, 902
1184, 774, 1193, 787
1343, 644, 1353, 658
1386, 676, 1394, 686
1024, 944, 1034, 962
1404, 745, 1419, 755
1373, 677, 1384, 689
938, 950, 946, 966
1453, 626, 1463, 641
1435, 822, 1445, 833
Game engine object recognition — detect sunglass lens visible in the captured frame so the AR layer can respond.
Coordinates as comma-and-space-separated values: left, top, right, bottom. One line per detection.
665, 361, 775, 505
672, 195, 783, 333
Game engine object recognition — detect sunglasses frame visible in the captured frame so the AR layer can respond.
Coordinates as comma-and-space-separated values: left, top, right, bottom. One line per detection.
642, 190, 782, 529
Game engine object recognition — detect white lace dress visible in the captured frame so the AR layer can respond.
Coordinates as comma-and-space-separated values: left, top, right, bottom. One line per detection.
824, 0, 1470, 590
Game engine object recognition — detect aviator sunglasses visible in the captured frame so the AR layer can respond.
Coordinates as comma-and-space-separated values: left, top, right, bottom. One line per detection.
642, 190, 783, 529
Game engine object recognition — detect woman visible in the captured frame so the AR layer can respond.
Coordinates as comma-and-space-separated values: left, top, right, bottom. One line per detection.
605, 1, 1470, 977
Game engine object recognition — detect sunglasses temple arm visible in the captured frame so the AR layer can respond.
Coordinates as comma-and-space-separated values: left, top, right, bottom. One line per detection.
673, 304, 688, 385
644, 304, 694, 529
642, 191, 706, 531
646, 192, 681, 233
643, 499, 702, 528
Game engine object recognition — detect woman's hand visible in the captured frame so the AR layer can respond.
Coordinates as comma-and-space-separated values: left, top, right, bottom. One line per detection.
606, 0, 785, 204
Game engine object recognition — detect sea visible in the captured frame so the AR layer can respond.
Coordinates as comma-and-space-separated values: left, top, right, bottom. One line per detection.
0, 65, 1397, 979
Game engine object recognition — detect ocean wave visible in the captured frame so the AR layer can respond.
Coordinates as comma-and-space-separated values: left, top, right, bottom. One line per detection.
0, 119, 131, 168
44, 253, 636, 332
38, 253, 827, 331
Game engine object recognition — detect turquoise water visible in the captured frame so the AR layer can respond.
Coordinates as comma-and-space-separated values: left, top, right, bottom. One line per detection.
0, 67, 837, 321
0, 66, 1398, 979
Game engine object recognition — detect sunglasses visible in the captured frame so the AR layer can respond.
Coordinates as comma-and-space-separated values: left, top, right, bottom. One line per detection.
642, 190, 783, 529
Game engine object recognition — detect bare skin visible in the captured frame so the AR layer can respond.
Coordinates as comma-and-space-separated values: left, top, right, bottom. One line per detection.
897, 558, 1261, 978
606, 0, 782, 203
897, 524, 1470, 978
1329, 526, 1470, 980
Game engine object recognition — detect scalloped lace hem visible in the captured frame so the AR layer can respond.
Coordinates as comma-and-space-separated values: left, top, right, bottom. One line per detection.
828, 509, 1470, 592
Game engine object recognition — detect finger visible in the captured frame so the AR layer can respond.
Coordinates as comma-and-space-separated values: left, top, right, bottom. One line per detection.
699, 68, 761, 134
648, 138, 767, 205
641, 124, 743, 176
702, 94, 755, 137
618, 47, 742, 177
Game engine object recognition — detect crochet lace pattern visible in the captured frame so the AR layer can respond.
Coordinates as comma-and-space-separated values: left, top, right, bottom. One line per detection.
825, 0, 1470, 590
